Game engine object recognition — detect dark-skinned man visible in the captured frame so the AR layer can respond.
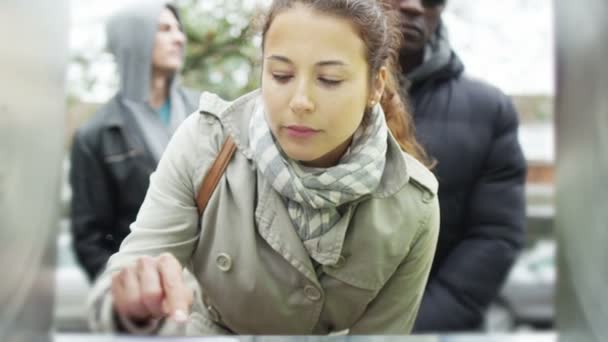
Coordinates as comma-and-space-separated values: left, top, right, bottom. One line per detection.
389, 0, 527, 332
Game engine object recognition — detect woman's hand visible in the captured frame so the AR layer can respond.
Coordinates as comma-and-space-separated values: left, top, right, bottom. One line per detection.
111, 253, 193, 325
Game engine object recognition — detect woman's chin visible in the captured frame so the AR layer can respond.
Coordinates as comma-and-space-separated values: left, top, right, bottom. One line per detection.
278, 146, 319, 163
284, 151, 319, 163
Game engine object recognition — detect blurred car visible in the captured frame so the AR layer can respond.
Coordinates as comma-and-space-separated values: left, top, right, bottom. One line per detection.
485, 239, 556, 331
484, 182, 556, 332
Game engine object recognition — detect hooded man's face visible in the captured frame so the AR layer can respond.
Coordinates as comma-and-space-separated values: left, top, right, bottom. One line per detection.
152, 8, 186, 74
389, 0, 445, 55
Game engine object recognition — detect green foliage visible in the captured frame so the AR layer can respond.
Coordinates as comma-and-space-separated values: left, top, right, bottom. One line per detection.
177, 0, 262, 100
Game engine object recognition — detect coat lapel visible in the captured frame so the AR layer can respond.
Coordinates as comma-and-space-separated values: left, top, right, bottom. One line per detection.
102, 102, 156, 171
254, 175, 320, 286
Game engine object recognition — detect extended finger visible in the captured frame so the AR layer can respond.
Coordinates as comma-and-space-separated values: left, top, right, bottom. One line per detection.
120, 265, 150, 320
157, 253, 191, 323
137, 256, 164, 318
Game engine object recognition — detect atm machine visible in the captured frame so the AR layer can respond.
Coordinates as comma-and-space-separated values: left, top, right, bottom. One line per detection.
554, 1, 608, 341
0, 0, 68, 340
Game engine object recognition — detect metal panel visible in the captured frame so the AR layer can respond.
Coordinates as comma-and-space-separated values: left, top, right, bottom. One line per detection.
555, 0, 608, 341
0, 0, 68, 340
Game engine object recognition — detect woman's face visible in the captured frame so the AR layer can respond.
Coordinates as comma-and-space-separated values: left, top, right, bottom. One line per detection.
261, 4, 377, 168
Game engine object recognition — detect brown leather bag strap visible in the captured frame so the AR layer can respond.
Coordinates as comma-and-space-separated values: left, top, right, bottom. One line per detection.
196, 136, 237, 215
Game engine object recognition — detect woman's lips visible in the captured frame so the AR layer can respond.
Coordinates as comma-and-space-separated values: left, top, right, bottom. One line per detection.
285, 125, 319, 138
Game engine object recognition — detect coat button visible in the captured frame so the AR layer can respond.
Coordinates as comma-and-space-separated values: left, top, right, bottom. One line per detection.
216, 253, 232, 272
304, 285, 322, 301
422, 191, 434, 203
205, 116, 216, 125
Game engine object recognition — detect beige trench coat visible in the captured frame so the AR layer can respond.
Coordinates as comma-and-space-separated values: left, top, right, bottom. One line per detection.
88, 90, 440, 335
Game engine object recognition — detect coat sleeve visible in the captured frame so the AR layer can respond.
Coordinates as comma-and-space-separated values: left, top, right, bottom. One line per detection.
87, 113, 217, 333
413, 95, 527, 332
349, 194, 439, 334
69, 130, 116, 281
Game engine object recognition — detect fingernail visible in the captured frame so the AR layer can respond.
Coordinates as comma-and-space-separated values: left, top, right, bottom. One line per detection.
173, 309, 188, 323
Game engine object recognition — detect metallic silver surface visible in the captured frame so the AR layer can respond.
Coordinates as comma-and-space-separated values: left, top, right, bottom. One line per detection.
54, 333, 558, 342
555, 1, 608, 341
0, 0, 68, 340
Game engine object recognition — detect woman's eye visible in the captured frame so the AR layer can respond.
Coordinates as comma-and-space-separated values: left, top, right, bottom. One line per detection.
319, 78, 343, 86
272, 74, 293, 83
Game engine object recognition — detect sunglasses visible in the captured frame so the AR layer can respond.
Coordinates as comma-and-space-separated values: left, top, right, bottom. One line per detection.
389, 0, 446, 8
421, 0, 446, 7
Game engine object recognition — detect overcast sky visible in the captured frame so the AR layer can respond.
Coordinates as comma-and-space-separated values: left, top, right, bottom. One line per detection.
69, 0, 554, 101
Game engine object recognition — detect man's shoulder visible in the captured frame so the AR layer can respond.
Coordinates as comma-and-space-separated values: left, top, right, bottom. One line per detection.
454, 75, 511, 107
180, 86, 200, 97
177, 86, 202, 109
73, 97, 123, 144
428, 74, 516, 123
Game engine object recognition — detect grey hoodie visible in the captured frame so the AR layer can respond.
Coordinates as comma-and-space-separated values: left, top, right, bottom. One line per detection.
106, 0, 199, 162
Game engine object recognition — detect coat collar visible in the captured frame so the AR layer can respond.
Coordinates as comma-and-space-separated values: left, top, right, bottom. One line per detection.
95, 97, 155, 165
198, 90, 413, 199
100, 97, 127, 128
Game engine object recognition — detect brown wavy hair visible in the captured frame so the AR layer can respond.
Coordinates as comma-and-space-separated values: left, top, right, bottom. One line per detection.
258, 0, 432, 167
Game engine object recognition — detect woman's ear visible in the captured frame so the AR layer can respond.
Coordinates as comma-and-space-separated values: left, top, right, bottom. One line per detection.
369, 66, 388, 107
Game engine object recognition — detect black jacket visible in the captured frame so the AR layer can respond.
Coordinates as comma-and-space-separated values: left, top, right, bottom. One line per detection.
70, 98, 156, 281
406, 51, 527, 331
69, 91, 198, 281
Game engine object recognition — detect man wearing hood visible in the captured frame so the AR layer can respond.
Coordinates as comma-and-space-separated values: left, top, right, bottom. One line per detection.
389, 0, 527, 332
70, 1, 200, 281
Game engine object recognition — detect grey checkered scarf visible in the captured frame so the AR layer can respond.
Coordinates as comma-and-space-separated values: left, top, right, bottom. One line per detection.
249, 98, 388, 241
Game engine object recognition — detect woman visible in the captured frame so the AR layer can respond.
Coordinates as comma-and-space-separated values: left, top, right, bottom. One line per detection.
88, 0, 439, 335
